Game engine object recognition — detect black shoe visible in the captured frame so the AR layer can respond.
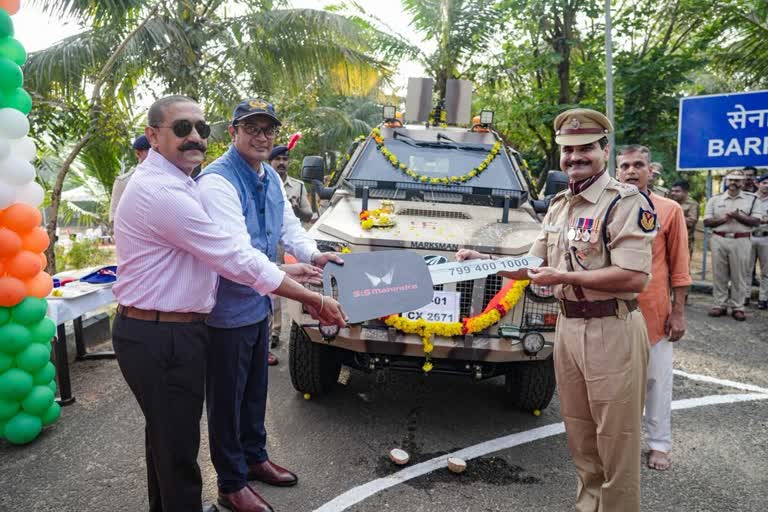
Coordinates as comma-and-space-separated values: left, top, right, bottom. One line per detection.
270, 335, 280, 349
758, 300, 768, 310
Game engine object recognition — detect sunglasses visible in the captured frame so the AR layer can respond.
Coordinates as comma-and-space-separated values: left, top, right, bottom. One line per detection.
235, 123, 279, 139
152, 119, 211, 139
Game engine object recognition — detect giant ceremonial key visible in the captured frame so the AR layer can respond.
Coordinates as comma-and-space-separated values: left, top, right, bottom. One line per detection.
427, 255, 543, 285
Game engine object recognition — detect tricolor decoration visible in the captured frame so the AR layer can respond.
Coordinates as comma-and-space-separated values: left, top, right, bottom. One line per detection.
0, 3, 62, 445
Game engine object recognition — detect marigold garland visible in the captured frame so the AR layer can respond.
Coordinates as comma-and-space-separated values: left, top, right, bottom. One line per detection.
383, 280, 529, 373
371, 127, 502, 185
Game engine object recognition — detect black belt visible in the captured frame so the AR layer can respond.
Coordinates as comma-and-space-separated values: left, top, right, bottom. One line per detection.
754, 231, 768, 237
559, 299, 637, 319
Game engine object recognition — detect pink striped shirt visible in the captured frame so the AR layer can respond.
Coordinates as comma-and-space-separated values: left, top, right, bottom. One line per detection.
113, 149, 285, 313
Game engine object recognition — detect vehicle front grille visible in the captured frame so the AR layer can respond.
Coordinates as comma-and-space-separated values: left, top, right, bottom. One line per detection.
456, 280, 474, 318
521, 287, 559, 331
397, 208, 471, 219
482, 274, 504, 310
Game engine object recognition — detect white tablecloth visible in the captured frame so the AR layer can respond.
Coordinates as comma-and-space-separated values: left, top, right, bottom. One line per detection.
46, 286, 116, 326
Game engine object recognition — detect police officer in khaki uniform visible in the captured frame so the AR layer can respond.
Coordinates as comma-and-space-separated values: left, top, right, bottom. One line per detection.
703, 169, 761, 320
268, 144, 314, 361
458, 108, 655, 512
669, 180, 699, 264
750, 174, 768, 309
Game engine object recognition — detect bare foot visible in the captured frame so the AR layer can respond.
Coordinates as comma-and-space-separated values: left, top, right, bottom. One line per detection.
647, 450, 671, 471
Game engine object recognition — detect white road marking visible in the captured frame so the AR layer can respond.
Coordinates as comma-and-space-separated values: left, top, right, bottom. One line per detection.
314, 371, 768, 512
673, 369, 768, 395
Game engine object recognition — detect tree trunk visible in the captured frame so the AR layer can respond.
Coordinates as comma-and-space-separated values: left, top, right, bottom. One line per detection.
44, 135, 92, 273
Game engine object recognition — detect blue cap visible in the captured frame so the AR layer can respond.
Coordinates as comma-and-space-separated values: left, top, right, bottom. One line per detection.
269, 145, 289, 161
757, 174, 768, 183
231, 98, 281, 126
132, 135, 150, 150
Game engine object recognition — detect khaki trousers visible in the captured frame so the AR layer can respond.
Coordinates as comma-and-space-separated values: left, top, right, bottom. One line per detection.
747, 236, 768, 301
554, 309, 649, 512
711, 235, 751, 310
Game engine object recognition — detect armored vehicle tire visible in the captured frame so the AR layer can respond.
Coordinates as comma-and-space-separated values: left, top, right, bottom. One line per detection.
289, 322, 342, 396
504, 359, 556, 412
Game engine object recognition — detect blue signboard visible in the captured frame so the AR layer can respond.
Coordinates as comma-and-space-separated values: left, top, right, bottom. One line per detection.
677, 90, 768, 170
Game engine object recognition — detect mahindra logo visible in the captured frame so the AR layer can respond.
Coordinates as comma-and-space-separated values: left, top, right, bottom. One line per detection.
424, 255, 447, 266
365, 268, 394, 287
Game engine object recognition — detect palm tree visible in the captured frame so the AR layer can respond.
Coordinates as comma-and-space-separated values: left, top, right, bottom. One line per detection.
26, 0, 392, 272
716, 1, 768, 88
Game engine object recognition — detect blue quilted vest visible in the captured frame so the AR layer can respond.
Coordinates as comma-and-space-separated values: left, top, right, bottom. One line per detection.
200, 146, 284, 328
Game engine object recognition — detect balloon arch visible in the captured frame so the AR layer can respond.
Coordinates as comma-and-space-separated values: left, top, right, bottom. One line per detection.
0, 1, 63, 445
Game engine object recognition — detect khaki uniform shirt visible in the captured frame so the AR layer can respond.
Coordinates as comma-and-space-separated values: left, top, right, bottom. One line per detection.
110, 167, 136, 221
703, 191, 760, 234
529, 172, 656, 301
755, 195, 768, 236
680, 197, 699, 244
283, 175, 313, 222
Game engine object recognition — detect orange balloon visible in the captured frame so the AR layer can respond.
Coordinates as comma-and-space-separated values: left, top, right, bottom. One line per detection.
6, 250, 42, 279
39, 252, 47, 269
0, 226, 22, 258
20, 227, 49, 253
1, 203, 42, 234
25, 271, 53, 298
0, 276, 26, 307
0, 259, 5, 276
0, 0, 20, 15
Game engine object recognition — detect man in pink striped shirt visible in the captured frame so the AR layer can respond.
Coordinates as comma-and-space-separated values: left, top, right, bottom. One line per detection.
112, 95, 345, 512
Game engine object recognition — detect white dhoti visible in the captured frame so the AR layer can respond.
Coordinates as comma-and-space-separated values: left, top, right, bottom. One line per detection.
644, 338, 673, 453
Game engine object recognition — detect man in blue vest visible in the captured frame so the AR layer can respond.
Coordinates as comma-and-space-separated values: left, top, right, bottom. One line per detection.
197, 99, 344, 512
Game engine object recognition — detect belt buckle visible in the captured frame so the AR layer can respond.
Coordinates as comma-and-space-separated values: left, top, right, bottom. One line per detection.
726, 233, 735, 239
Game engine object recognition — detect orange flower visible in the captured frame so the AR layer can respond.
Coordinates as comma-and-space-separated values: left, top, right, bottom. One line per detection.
359, 210, 370, 220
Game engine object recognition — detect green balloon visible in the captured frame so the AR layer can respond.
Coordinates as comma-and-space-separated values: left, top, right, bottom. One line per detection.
47, 379, 56, 395
21, 385, 54, 416
32, 362, 55, 386
0, 37, 26, 66
0, 351, 12, 374
29, 317, 56, 344
41, 401, 61, 426
0, 322, 31, 354
0, 307, 10, 325
0, 398, 19, 420
0, 56, 21, 91
11, 298, 48, 326
0, 368, 33, 401
4, 412, 42, 445
1, 86, 31, 114
0, 9, 12, 38
0, 419, 5, 439
15, 344, 50, 373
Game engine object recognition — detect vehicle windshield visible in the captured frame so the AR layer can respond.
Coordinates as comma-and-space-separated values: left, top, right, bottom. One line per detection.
347, 137, 523, 193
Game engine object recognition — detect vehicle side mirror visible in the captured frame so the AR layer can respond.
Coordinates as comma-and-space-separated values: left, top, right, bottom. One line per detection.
543, 170, 568, 197
312, 180, 335, 200
302, 156, 325, 181
532, 198, 550, 214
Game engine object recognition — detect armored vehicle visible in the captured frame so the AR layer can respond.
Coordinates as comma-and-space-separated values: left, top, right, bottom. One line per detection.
287, 79, 566, 411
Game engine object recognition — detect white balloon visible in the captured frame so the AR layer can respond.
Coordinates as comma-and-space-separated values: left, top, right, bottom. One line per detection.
0, 156, 35, 186
14, 181, 45, 207
0, 137, 10, 161
9, 136, 36, 162
0, 178, 15, 208
0, 108, 30, 139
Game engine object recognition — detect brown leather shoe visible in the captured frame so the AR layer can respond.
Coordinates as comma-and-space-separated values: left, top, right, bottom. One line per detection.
247, 460, 298, 487
708, 307, 726, 317
732, 310, 746, 321
268, 352, 279, 366
218, 485, 273, 512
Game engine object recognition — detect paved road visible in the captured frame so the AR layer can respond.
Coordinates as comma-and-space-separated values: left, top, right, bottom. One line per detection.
1, 293, 766, 511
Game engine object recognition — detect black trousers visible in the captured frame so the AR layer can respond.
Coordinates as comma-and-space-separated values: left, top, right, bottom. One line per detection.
206, 319, 270, 493
112, 314, 207, 512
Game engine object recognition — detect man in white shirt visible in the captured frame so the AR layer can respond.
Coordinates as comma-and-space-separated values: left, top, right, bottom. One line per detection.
113, 95, 345, 512
197, 99, 342, 512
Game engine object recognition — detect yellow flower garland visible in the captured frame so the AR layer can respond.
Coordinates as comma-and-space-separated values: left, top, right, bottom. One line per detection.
383, 280, 529, 372
371, 128, 502, 184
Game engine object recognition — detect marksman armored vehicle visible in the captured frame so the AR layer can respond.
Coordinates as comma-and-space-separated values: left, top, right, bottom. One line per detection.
287, 79, 566, 411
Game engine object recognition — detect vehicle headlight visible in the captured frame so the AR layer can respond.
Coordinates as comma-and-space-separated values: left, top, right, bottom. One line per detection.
522, 332, 545, 355
529, 284, 554, 298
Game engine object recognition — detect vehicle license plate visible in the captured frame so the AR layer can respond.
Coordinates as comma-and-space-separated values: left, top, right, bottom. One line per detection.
402, 291, 461, 322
